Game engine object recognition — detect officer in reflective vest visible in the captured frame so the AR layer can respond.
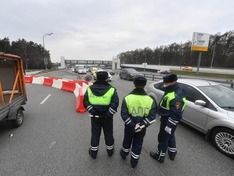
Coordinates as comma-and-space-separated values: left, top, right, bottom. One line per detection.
150, 74, 186, 163
84, 71, 119, 159
120, 76, 157, 168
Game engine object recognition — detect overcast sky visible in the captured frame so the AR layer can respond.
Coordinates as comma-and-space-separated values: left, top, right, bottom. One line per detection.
1, 0, 234, 62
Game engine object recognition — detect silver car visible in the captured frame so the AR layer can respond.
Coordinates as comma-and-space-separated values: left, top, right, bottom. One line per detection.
147, 79, 234, 158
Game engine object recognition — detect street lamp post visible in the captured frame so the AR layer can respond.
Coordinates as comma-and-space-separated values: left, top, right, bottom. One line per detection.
210, 33, 221, 68
43, 33, 53, 70
210, 42, 217, 68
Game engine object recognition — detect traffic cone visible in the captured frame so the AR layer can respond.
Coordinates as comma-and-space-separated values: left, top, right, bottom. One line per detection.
76, 87, 86, 113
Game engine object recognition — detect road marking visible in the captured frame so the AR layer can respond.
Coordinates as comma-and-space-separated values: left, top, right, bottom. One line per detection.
49, 141, 57, 149
40, 94, 51, 105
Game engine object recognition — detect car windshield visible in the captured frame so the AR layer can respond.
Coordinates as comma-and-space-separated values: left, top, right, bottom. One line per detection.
198, 85, 234, 108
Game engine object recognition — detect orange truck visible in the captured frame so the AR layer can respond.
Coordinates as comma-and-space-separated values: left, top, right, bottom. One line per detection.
0, 53, 27, 127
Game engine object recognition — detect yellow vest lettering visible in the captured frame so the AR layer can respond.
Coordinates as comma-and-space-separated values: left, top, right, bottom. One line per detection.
125, 94, 154, 117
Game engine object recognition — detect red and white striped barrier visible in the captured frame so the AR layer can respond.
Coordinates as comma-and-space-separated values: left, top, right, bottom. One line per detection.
43, 77, 54, 87
74, 83, 81, 98
32, 76, 44, 85
52, 79, 63, 89
24, 75, 92, 113
24, 75, 33, 83
61, 81, 76, 92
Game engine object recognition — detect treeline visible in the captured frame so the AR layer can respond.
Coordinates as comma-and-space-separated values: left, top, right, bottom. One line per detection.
0, 38, 51, 69
118, 31, 234, 68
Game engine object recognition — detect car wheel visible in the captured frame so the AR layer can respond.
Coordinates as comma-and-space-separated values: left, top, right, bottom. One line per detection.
12, 108, 24, 128
211, 127, 234, 158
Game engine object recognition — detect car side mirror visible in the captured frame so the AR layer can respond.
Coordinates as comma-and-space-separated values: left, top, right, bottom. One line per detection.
195, 100, 206, 106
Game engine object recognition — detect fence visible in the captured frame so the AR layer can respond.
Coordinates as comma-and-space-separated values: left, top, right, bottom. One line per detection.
142, 73, 234, 89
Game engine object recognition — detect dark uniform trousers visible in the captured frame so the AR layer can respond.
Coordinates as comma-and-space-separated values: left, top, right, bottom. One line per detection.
157, 117, 177, 159
91, 116, 114, 152
121, 125, 146, 164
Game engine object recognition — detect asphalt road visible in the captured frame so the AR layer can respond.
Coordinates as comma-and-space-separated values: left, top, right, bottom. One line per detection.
0, 70, 233, 176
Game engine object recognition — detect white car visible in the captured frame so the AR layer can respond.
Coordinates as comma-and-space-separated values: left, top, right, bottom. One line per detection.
147, 79, 234, 158
77, 68, 88, 74
75, 65, 88, 74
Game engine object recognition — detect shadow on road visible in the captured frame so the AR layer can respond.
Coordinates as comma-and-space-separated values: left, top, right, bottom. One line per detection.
0, 121, 13, 134
179, 121, 206, 138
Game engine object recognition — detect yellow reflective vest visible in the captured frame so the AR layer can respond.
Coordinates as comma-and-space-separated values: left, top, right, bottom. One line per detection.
87, 87, 115, 106
159, 91, 186, 111
125, 94, 154, 117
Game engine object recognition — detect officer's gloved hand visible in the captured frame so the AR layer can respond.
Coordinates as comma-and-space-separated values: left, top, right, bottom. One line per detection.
141, 121, 148, 128
164, 126, 172, 134
165, 118, 177, 134
135, 123, 145, 133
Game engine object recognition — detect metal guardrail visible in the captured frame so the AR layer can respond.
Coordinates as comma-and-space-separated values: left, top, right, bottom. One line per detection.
143, 73, 234, 89
143, 73, 162, 81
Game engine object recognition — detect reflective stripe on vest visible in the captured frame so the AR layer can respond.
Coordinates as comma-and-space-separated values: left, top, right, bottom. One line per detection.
182, 97, 187, 110
87, 87, 115, 105
125, 94, 154, 117
160, 92, 186, 111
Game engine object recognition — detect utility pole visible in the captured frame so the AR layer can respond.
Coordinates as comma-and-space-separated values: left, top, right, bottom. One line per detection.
210, 42, 216, 68
42, 33, 53, 70
197, 52, 202, 74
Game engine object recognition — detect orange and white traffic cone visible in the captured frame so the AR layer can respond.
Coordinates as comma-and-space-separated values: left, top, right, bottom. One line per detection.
76, 86, 86, 113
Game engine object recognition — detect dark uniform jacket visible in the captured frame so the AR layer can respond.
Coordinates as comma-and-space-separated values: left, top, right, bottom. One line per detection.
159, 83, 185, 126
121, 88, 157, 127
84, 80, 119, 117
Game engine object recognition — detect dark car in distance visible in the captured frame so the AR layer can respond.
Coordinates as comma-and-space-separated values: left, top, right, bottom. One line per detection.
119, 68, 144, 80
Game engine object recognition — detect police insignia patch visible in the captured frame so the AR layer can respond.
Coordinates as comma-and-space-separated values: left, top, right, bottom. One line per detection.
175, 102, 181, 109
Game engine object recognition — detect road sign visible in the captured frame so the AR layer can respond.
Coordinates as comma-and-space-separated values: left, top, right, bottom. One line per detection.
191, 32, 210, 52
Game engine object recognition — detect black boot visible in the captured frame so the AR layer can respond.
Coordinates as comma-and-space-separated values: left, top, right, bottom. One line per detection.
107, 149, 114, 157
150, 151, 164, 163
89, 148, 97, 159
168, 151, 177, 161
130, 159, 138, 168
120, 149, 127, 160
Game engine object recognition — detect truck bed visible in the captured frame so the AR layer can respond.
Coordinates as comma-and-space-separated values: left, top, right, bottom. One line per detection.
0, 53, 27, 122
0, 95, 26, 121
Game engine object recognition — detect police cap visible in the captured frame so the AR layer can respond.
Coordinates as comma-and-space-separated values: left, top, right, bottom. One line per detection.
96, 71, 108, 81
133, 75, 147, 87
163, 74, 178, 83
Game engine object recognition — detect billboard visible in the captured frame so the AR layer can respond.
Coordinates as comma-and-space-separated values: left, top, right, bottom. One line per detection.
191, 32, 210, 52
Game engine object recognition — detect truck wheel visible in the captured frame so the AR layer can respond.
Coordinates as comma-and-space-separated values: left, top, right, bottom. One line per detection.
211, 127, 234, 158
12, 108, 24, 128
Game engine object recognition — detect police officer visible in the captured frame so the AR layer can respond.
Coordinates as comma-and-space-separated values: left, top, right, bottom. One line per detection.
150, 74, 186, 163
120, 76, 157, 168
84, 71, 119, 159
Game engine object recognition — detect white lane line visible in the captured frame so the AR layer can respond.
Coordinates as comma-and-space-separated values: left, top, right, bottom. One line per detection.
40, 94, 51, 105
49, 141, 57, 149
